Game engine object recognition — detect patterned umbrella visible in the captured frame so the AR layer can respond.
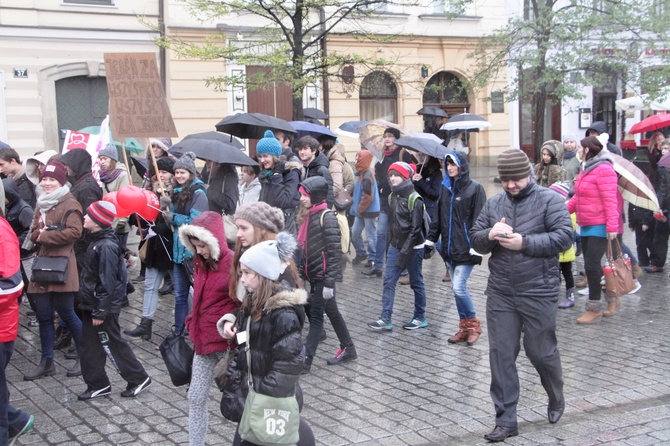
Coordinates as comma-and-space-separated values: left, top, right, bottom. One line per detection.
611, 154, 659, 212
357, 119, 406, 158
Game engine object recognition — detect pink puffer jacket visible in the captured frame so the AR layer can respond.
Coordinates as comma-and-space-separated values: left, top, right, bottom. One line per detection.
567, 159, 620, 232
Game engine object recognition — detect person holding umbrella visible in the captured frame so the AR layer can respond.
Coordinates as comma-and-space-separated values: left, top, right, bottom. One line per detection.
257, 130, 302, 235
426, 151, 486, 344
363, 128, 413, 277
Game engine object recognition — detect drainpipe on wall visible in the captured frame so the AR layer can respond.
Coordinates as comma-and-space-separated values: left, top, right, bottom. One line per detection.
159, 0, 167, 92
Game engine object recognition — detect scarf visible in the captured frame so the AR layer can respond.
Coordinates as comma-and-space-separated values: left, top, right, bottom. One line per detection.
99, 168, 123, 184
36, 185, 70, 222
297, 202, 328, 250
563, 150, 577, 160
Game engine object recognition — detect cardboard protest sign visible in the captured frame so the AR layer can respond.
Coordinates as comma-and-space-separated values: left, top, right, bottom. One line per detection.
104, 52, 178, 139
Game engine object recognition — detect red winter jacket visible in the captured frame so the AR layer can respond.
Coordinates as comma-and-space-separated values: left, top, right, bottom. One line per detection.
0, 217, 23, 342
567, 156, 620, 233
181, 212, 239, 355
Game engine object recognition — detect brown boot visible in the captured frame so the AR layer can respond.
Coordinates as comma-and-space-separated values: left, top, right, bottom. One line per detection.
576, 276, 588, 288
466, 318, 482, 346
603, 296, 621, 317
577, 301, 602, 324
447, 319, 468, 344
632, 264, 643, 279
442, 270, 451, 282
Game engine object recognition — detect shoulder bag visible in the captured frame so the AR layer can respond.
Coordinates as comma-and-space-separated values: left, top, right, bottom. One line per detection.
159, 328, 194, 387
603, 238, 635, 298
238, 316, 300, 446
31, 209, 79, 284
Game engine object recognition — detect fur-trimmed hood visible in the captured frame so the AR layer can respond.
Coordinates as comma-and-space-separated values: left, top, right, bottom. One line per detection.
264, 288, 308, 313
179, 211, 227, 261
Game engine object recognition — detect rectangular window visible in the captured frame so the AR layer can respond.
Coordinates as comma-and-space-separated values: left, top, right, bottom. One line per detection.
63, 0, 114, 5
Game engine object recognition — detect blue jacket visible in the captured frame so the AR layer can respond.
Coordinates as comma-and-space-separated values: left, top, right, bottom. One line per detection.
171, 178, 208, 264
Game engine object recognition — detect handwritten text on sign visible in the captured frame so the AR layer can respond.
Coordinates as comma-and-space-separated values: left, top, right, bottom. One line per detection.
104, 53, 178, 139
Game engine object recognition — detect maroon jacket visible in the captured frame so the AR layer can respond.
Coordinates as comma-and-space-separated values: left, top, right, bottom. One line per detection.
180, 212, 238, 355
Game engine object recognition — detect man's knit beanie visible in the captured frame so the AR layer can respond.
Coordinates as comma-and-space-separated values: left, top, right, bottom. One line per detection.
87, 200, 116, 227
497, 149, 532, 181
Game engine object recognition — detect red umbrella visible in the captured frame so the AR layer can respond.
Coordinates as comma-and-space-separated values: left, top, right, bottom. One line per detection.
629, 113, 670, 134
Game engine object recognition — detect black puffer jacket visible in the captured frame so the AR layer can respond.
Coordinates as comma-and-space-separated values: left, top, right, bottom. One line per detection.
77, 227, 127, 319
220, 288, 307, 423
298, 176, 342, 287
2, 178, 34, 251
205, 163, 239, 216
388, 179, 426, 255
470, 182, 573, 298
303, 152, 334, 208
429, 152, 486, 265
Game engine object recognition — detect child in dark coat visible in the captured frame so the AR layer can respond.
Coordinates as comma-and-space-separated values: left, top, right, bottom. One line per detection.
77, 201, 151, 401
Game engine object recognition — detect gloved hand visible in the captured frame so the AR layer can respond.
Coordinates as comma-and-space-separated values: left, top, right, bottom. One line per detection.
273, 161, 286, 174
160, 194, 172, 209
163, 210, 174, 225
115, 221, 127, 232
322, 287, 334, 300
396, 253, 408, 269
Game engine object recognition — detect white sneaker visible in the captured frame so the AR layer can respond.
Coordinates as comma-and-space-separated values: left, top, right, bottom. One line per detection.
628, 280, 642, 295
578, 287, 590, 295
600, 276, 605, 286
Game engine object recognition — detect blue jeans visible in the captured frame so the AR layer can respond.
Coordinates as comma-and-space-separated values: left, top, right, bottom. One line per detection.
447, 263, 476, 319
173, 263, 191, 333
381, 246, 426, 322
373, 212, 389, 269
1, 341, 32, 444
143, 267, 168, 319
351, 216, 377, 261
33, 292, 81, 359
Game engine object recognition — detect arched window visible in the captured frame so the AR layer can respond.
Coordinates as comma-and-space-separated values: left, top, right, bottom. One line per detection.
360, 71, 397, 122
422, 71, 469, 116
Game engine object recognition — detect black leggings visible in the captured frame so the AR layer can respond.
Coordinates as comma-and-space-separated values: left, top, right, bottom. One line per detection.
559, 261, 574, 290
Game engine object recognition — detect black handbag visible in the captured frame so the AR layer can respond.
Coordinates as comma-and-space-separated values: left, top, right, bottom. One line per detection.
31, 256, 69, 284
30, 209, 80, 284
159, 329, 194, 387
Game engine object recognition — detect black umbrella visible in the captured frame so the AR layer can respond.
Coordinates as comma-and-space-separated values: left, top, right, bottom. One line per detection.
303, 108, 329, 120
130, 156, 148, 178
170, 138, 258, 166
440, 113, 491, 131
395, 136, 450, 159
417, 107, 448, 118
183, 131, 244, 149
215, 113, 296, 140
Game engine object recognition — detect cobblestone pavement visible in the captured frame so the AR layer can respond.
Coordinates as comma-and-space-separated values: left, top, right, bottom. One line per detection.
7, 167, 670, 445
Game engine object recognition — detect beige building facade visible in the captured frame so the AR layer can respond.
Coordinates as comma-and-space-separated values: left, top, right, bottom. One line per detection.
1, 1, 511, 166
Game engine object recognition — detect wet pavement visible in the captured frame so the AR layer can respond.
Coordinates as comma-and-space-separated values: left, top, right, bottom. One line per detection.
7, 167, 670, 445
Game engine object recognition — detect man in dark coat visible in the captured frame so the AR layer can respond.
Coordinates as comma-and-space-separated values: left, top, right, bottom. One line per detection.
0, 147, 35, 208
585, 121, 622, 156
58, 149, 103, 269
470, 149, 573, 442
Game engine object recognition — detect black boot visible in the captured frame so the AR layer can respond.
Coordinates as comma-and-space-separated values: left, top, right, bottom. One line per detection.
23, 358, 56, 381
53, 328, 72, 350
159, 275, 173, 295
301, 356, 313, 375
124, 318, 153, 340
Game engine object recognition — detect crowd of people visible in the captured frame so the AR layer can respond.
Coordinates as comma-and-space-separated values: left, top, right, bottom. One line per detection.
0, 117, 666, 444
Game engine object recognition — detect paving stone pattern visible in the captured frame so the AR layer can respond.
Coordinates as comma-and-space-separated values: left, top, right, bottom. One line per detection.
7, 167, 670, 445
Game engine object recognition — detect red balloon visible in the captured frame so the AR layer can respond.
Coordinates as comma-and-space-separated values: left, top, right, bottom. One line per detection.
117, 185, 147, 213
102, 191, 132, 218
137, 190, 161, 222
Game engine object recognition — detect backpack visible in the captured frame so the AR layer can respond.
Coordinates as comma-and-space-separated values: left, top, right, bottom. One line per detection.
320, 210, 350, 254
389, 192, 431, 241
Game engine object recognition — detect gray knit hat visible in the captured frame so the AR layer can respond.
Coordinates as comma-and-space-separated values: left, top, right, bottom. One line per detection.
497, 149, 531, 181
234, 202, 284, 234
98, 143, 119, 162
173, 151, 198, 175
